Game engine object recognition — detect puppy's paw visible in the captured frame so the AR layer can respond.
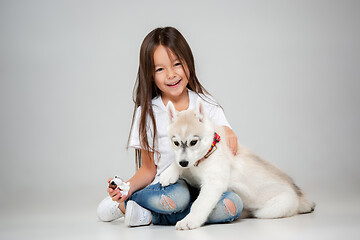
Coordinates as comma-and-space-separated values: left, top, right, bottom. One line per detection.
175, 215, 203, 230
159, 168, 179, 187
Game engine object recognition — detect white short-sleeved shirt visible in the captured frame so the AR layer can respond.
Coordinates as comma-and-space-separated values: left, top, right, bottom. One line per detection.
128, 89, 231, 184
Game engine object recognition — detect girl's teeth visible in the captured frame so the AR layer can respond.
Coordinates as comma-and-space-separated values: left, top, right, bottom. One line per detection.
169, 80, 180, 86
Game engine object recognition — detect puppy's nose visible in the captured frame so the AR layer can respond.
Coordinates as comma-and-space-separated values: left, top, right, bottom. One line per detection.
179, 160, 189, 167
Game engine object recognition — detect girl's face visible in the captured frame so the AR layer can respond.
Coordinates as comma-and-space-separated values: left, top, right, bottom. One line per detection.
153, 45, 189, 103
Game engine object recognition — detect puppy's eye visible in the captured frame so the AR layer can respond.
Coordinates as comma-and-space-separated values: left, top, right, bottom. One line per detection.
173, 141, 180, 147
190, 140, 198, 146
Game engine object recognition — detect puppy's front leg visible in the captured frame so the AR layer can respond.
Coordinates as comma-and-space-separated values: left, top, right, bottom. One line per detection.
160, 162, 182, 187
175, 183, 226, 230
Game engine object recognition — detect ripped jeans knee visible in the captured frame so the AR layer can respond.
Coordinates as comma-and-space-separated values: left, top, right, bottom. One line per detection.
149, 184, 190, 214
207, 191, 243, 224
128, 179, 191, 214
160, 195, 177, 211
223, 198, 237, 216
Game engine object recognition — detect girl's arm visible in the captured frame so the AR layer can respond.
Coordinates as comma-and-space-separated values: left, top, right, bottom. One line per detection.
108, 149, 157, 203
223, 126, 238, 155
206, 102, 237, 155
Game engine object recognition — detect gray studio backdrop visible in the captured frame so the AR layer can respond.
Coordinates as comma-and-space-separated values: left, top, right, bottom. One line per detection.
1, 0, 359, 213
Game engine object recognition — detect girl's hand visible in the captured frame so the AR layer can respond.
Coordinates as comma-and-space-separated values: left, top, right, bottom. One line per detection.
223, 126, 238, 155
107, 178, 131, 203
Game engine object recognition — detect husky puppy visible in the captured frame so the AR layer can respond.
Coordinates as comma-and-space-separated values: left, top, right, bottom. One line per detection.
160, 98, 315, 230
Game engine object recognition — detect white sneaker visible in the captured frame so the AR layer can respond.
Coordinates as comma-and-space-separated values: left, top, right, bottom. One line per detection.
124, 200, 152, 227
97, 196, 124, 222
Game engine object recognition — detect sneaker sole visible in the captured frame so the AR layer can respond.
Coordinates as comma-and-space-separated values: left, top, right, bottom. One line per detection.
124, 201, 133, 226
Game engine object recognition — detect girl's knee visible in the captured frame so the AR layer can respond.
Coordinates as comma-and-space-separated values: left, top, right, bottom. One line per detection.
222, 192, 243, 218
206, 192, 243, 224
223, 198, 237, 216
149, 180, 191, 214
156, 193, 190, 213
160, 195, 177, 210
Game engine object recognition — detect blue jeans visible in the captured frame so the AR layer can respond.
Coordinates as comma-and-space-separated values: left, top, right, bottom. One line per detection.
127, 179, 243, 225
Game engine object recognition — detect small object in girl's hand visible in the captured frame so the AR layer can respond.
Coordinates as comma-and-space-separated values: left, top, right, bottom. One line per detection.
108, 176, 130, 196
108, 181, 117, 190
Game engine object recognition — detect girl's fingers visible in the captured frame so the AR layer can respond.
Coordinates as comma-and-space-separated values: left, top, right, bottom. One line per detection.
233, 138, 238, 153
111, 191, 122, 201
117, 193, 129, 203
109, 188, 120, 197
224, 126, 238, 155
109, 190, 115, 197
107, 187, 113, 193
228, 137, 238, 155
107, 177, 114, 193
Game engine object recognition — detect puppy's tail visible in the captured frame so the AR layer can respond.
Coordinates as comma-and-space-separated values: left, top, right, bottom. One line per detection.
298, 195, 316, 214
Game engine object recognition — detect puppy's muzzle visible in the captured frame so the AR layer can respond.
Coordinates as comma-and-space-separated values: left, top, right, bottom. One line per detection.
179, 160, 189, 167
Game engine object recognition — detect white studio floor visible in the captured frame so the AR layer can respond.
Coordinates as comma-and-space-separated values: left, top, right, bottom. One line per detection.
1, 190, 359, 240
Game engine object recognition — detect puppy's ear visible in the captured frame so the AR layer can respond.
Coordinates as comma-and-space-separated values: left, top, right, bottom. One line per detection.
166, 101, 178, 124
196, 97, 205, 122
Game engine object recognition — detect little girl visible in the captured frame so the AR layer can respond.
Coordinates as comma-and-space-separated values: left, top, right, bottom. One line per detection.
97, 27, 243, 227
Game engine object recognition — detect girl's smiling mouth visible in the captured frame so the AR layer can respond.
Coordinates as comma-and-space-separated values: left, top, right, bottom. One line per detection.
167, 79, 182, 88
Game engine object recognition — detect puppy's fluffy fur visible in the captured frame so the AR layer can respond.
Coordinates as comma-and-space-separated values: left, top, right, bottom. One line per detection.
160, 98, 315, 230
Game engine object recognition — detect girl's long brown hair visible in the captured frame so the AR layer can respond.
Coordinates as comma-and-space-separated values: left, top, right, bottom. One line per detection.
127, 27, 211, 169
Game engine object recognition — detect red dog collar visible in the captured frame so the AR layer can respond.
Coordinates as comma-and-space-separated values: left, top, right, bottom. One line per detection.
194, 132, 221, 167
